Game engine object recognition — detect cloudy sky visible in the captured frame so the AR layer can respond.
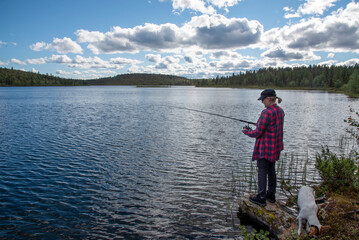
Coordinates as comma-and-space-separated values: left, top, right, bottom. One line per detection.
1, 0, 359, 79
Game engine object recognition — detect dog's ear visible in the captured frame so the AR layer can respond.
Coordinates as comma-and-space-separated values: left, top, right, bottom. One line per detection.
308, 227, 319, 237
320, 225, 330, 234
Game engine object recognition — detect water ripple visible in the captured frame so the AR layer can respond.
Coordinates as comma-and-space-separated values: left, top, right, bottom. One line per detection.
1, 86, 358, 239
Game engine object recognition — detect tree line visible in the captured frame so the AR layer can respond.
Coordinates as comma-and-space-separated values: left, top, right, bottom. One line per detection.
87, 73, 190, 85
1, 65, 359, 96
0, 67, 87, 86
196, 64, 359, 95
0, 68, 190, 87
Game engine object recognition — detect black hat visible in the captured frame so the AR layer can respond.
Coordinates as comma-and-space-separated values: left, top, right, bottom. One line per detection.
258, 89, 276, 101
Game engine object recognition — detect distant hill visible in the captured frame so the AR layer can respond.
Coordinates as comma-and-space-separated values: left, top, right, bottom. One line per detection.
86, 73, 191, 86
0, 68, 192, 86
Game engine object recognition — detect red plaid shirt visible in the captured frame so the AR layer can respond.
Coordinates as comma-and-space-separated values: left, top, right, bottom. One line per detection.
243, 104, 284, 162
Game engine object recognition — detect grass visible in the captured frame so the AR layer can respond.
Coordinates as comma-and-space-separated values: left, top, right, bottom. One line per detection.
314, 192, 359, 240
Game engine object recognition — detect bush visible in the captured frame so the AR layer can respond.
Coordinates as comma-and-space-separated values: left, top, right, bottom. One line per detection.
316, 146, 359, 194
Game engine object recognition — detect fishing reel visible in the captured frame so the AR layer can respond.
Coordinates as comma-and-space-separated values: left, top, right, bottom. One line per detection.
243, 125, 252, 130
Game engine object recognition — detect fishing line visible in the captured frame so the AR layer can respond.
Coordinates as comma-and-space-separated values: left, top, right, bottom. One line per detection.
173, 106, 256, 126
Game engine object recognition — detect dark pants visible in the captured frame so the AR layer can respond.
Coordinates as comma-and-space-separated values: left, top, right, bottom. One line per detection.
257, 158, 276, 198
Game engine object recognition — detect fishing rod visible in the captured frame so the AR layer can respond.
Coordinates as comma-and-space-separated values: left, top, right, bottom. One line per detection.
174, 106, 256, 126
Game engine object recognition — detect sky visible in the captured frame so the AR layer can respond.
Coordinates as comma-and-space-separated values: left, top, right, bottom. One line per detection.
1, 0, 359, 79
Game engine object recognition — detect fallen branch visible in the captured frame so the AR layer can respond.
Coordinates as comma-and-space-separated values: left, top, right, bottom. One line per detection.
338, 209, 359, 218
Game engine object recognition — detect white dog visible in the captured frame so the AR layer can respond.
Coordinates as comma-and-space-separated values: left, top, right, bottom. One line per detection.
297, 186, 330, 237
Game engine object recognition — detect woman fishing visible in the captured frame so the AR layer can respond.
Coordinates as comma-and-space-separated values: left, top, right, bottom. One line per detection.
242, 89, 285, 207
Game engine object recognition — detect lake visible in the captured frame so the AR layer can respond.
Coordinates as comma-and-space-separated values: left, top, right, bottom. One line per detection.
1, 86, 358, 239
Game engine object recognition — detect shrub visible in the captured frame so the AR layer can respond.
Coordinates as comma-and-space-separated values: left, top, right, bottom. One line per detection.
315, 146, 359, 194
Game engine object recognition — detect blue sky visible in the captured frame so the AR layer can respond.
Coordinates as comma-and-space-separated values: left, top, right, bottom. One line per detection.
1, 0, 358, 79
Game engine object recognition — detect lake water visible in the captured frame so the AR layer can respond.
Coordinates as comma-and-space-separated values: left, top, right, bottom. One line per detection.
1, 86, 358, 239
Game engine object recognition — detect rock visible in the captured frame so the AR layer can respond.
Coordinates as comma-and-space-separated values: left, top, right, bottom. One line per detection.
238, 195, 298, 239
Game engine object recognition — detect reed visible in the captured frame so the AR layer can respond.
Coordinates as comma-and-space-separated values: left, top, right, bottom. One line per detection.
233, 135, 357, 201
302, 152, 309, 186
232, 151, 315, 200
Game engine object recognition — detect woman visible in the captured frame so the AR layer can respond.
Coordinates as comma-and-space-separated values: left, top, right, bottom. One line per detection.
242, 89, 285, 207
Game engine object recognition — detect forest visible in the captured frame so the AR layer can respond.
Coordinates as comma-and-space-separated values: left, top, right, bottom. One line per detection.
1, 65, 359, 96
0, 67, 87, 86
87, 73, 190, 86
196, 64, 359, 96
0, 68, 189, 87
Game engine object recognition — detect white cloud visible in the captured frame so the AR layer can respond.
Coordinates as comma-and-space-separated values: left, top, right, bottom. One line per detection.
30, 37, 83, 54
68, 55, 113, 69
146, 54, 161, 63
23, 54, 141, 70
76, 29, 105, 43
27, 58, 46, 64
0, 40, 17, 47
327, 53, 335, 58
298, 0, 338, 15
56, 69, 71, 75
184, 14, 263, 49
48, 37, 83, 54
166, 0, 242, 14
128, 64, 140, 73
283, 6, 293, 12
318, 59, 337, 65
109, 57, 143, 65
209, 0, 241, 9
141, 51, 269, 78
210, 50, 245, 59
78, 14, 263, 54
80, 69, 119, 79
171, 0, 216, 14
283, 12, 301, 19
284, 0, 338, 18
55, 55, 141, 70
207, 54, 287, 74
261, 47, 321, 61
83, 23, 181, 54
24, 54, 73, 65
336, 58, 359, 67
85, 27, 138, 54
47, 54, 72, 63
0, 60, 9, 65
31, 68, 39, 73
55, 69, 119, 79
131, 23, 181, 50
153, 55, 181, 70
30, 42, 47, 51
210, 59, 252, 71
264, 2, 359, 53
10, 58, 26, 65
88, 69, 117, 75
